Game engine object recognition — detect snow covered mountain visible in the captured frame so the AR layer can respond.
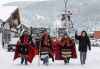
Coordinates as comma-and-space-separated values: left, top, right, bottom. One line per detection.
2, 0, 100, 32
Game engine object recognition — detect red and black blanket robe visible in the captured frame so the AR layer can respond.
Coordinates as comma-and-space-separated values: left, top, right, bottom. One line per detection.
13, 34, 37, 63
54, 38, 77, 60
39, 37, 54, 59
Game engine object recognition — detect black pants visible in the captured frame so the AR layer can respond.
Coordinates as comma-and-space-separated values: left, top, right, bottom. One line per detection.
49, 53, 54, 62
21, 55, 27, 65
80, 52, 87, 64
64, 57, 70, 64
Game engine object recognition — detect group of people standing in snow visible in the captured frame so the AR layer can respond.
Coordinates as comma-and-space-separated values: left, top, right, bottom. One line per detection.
13, 30, 91, 65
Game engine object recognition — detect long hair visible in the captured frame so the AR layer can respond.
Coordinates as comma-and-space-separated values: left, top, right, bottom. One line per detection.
41, 32, 52, 47
81, 31, 88, 37
81, 31, 89, 40
61, 34, 72, 47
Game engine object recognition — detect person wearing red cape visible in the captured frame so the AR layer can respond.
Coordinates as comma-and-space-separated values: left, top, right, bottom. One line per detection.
39, 32, 54, 65
14, 31, 37, 65
54, 33, 77, 64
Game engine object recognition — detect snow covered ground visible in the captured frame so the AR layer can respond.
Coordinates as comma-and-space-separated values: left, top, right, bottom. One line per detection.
0, 34, 100, 69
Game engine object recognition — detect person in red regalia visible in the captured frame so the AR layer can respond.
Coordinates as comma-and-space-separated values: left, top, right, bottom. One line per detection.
39, 32, 54, 65
54, 33, 77, 64
14, 31, 37, 65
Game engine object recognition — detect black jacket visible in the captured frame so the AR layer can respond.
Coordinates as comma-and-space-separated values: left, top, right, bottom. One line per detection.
75, 34, 91, 52
18, 43, 29, 55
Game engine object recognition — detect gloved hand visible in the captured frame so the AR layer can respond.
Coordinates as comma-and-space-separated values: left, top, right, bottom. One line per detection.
89, 48, 91, 51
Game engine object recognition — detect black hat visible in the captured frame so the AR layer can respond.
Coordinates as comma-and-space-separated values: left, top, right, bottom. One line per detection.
64, 32, 68, 36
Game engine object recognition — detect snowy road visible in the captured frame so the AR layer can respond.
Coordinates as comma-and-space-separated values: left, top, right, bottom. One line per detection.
0, 45, 100, 69
0, 33, 99, 69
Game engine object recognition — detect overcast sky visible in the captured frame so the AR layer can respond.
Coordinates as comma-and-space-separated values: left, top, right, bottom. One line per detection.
0, 0, 100, 32
0, 0, 48, 5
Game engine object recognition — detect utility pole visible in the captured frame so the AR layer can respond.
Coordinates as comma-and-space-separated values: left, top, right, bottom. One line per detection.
60, 0, 74, 35
64, 0, 68, 14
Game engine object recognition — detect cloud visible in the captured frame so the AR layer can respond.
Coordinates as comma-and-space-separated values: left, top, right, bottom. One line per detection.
0, 0, 49, 6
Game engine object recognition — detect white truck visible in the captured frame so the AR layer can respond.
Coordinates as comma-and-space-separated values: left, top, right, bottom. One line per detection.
8, 37, 19, 52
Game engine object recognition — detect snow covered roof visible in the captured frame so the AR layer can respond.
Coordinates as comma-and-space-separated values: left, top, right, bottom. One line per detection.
0, 0, 49, 6
0, 6, 18, 22
95, 28, 100, 31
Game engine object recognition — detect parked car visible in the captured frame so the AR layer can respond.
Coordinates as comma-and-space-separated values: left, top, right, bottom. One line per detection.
91, 38, 100, 47
8, 37, 19, 52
